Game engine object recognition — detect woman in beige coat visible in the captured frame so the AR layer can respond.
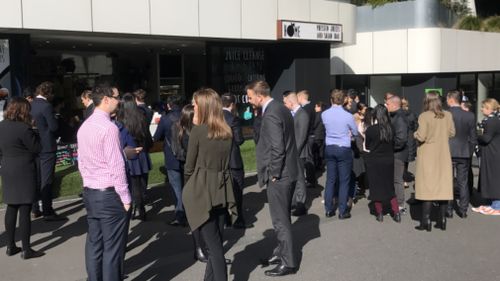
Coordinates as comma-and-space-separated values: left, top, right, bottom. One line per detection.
414, 92, 455, 232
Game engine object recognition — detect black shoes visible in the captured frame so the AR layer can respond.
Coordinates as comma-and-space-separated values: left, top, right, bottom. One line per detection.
446, 209, 454, 218
376, 213, 383, 222
31, 210, 42, 219
264, 264, 297, 277
457, 211, 468, 219
392, 212, 402, 223
6, 246, 21, 256
325, 211, 335, 218
168, 219, 187, 227
338, 212, 351, 220
195, 247, 208, 263
415, 220, 432, 232
21, 249, 45, 260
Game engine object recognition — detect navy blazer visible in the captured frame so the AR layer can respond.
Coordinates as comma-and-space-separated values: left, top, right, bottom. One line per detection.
223, 109, 244, 170
448, 106, 477, 158
153, 107, 181, 170
31, 97, 58, 153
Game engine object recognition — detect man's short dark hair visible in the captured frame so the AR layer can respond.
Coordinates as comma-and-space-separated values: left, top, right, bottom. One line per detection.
92, 85, 115, 106
330, 89, 345, 105
246, 80, 271, 97
81, 88, 92, 99
35, 81, 54, 98
166, 94, 184, 107
133, 89, 147, 102
221, 93, 236, 108
447, 90, 462, 104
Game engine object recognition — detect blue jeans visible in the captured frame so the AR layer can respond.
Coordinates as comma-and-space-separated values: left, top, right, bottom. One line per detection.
324, 145, 353, 215
491, 200, 500, 210
166, 169, 186, 222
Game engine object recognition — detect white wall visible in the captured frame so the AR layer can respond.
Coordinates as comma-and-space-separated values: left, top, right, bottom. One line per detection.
332, 27, 500, 75
0, 0, 356, 43
23, 0, 92, 31
0, 0, 22, 28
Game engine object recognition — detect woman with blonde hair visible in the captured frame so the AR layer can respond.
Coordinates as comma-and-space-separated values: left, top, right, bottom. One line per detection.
183, 88, 237, 281
472, 98, 500, 215
414, 92, 455, 231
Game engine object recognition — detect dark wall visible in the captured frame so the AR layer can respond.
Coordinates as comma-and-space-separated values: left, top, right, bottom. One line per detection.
402, 73, 457, 114
0, 34, 30, 97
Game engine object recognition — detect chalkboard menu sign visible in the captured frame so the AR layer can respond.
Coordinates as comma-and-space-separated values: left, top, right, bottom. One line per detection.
208, 44, 266, 126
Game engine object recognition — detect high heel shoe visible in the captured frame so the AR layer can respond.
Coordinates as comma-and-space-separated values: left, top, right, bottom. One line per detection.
195, 247, 208, 263
435, 202, 447, 231
6, 246, 21, 256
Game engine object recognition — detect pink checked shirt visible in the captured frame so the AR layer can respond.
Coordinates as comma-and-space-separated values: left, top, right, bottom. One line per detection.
77, 108, 131, 204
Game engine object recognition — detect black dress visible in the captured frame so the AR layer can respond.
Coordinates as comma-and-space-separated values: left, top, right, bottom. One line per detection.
364, 124, 395, 201
0, 120, 42, 204
478, 115, 500, 199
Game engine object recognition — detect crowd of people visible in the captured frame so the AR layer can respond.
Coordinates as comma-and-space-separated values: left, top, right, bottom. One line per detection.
1, 79, 500, 281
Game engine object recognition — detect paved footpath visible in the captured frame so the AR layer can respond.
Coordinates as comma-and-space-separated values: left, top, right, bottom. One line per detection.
1, 168, 499, 281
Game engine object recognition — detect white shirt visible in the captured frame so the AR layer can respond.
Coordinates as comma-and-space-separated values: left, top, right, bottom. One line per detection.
262, 98, 273, 115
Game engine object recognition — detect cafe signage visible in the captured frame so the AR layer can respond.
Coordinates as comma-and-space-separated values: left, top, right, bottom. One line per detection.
277, 20, 342, 42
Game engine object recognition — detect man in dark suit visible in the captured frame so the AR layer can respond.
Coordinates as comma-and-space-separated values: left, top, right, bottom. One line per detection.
30, 81, 64, 221
222, 93, 254, 229
283, 92, 310, 216
447, 90, 477, 218
134, 89, 154, 125
297, 90, 317, 187
246, 80, 298, 277
80, 89, 95, 120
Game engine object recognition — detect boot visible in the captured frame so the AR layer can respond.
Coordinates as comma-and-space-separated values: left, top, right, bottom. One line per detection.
415, 201, 432, 232
435, 202, 447, 231
138, 205, 147, 221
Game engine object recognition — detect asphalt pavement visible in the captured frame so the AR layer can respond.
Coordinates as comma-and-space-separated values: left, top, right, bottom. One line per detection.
1, 165, 499, 281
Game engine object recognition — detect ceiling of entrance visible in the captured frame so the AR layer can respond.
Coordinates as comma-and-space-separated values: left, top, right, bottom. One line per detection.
29, 31, 206, 54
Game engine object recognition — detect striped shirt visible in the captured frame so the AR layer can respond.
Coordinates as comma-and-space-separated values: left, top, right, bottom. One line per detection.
77, 108, 131, 204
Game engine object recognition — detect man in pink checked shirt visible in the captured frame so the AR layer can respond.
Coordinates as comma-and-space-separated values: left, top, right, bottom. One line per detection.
77, 85, 131, 281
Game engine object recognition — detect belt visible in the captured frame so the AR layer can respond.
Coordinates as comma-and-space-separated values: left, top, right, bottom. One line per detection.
83, 186, 115, 192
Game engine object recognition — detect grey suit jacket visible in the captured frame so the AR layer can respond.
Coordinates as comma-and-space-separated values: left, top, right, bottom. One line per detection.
294, 107, 312, 159
448, 106, 477, 158
256, 100, 299, 187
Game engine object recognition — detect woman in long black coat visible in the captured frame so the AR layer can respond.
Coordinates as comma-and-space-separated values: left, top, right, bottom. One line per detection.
0, 97, 44, 259
473, 98, 500, 215
364, 105, 401, 222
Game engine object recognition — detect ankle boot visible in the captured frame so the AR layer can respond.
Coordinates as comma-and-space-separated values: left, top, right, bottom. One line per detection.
415, 201, 432, 232
138, 205, 147, 221
435, 202, 447, 231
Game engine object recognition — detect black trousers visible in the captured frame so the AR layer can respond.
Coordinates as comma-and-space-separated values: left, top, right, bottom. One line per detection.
5, 204, 31, 249
199, 208, 227, 281
83, 187, 129, 281
32, 152, 56, 215
451, 158, 471, 213
267, 177, 297, 268
292, 158, 307, 207
231, 168, 245, 223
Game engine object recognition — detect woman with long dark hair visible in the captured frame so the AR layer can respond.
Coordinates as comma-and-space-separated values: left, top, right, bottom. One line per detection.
364, 105, 400, 222
0, 97, 44, 259
414, 92, 455, 231
183, 88, 237, 281
116, 93, 152, 221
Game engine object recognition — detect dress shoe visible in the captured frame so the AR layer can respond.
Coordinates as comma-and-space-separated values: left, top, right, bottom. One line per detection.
43, 213, 66, 222
264, 264, 297, 277
195, 247, 208, 263
338, 212, 351, 220
21, 249, 45, 260
325, 211, 335, 218
391, 212, 402, 223
375, 213, 383, 222
457, 211, 467, 219
6, 246, 22, 256
232, 221, 254, 229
